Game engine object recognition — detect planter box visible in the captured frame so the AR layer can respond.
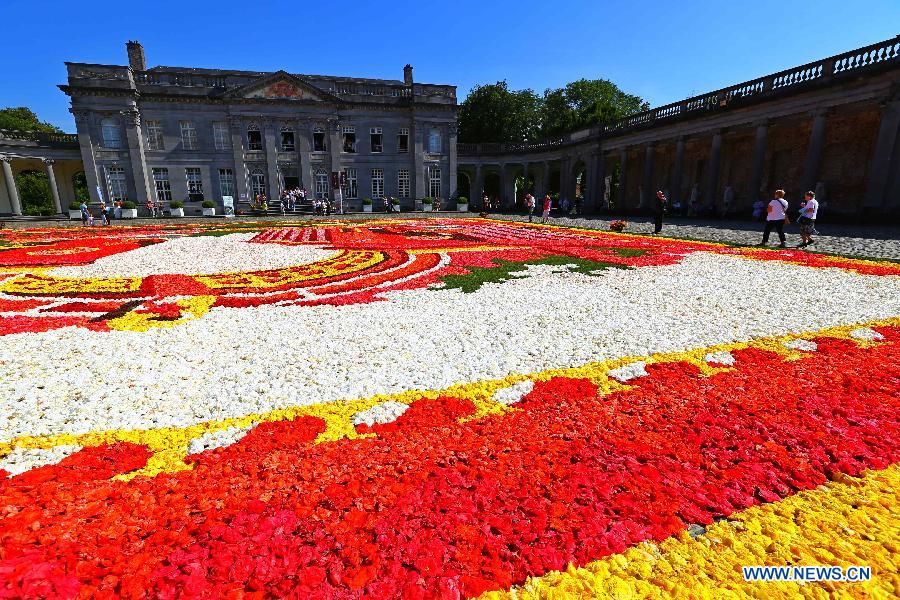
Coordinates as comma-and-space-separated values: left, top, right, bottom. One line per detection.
392, 204, 402, 213
202, 207, 216, 216
423, 204, 433, 212
69, 210, 83, 220
121, 208, 137, 219
170, 208, 185, 217
363, 204, 373, 212
457, 203, 469, 212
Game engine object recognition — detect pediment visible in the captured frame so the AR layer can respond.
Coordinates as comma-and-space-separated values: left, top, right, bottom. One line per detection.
229, 71, 336, 101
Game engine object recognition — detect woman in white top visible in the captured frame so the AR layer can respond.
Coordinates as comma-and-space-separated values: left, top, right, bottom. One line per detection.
798, 191, 819, 247
758, 189, 789, 248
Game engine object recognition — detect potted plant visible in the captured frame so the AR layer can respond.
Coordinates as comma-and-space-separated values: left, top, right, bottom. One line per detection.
120, 201, 137, 219
609, 219, 628, 232
391, 197, 402, 212
457, 196, 469, 212
422, 197, 433, 212
201, 200, 216, 217
170, 200, 185, 217
362, 197, 373, 213
68, 201, 83, 220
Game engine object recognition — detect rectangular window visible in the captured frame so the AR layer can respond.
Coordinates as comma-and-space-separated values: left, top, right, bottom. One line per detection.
101, 119, 122, 149
397, 128, 409, 153
370, 127, 383, 153
427, 127, 442, 154
180, 121, 197, 150
218, 168, 235, 198
247, 129, 263, 151
371, 168, 384, 198
342, 126, 357, 153
281, 130, 295, 151
315, 170, 329, 199
398, 169, 410, 198
213, 122, 230, 151
152, 168, 172, 203
428, 165, 441, 199
146, 120, 164, 151
106, 166, 128, 201
185, 167, 204, 201
345, 168, 358, 199
313, 127, 326, 152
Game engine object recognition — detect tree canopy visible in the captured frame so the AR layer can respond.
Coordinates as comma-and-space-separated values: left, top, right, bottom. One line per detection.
0, 107, 62, 133
458, 78, 648, 143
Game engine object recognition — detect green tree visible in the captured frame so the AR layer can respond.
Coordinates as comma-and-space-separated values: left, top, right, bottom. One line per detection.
458, 81, 542, 143
0, 107, 62, 133
540, 79, 648, 137
16, 170, 54, 215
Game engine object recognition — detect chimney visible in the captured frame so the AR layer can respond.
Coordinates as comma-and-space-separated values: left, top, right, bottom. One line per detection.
126, 41, 146, 71
403, 64, 413, 86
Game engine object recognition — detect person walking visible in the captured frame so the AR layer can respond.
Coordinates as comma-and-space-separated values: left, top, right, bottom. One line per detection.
652, 190, 667, 234
79, 200, 89, 226
541, 194, 551, 224
758, 189, 789, 248
99, 201, 110, 226
797, 191, 819, 248
525, 193, 536, 222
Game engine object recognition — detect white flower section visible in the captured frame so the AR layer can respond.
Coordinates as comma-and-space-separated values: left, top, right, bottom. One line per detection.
492, 380, 535, 406
783, 339, 818, 352
48, 233, 338, 278
186, 426, 252, 455
704, 351, 736, 366
848, 327, 885, 342
351, 401, 409, 427
2, 252, 899, 442
1, 445, 82, 476
608, 361, 649, 382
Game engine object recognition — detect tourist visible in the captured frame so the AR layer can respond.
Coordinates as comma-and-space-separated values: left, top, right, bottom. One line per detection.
525, 193, 536, 222
758, 189, 789, 248
722, 185, 734, 219
688, 184, 700, 217
280, 191, 288, 214
541, 194, 551, 224
483, 194, 490, 213
798, 191, 819, 248
113, 200, 122, 220
652, 190, 667, 234
80, 200, 89, 226
752, 197, 765, 221
573, 196, 582, 217
99, 202, 109, 226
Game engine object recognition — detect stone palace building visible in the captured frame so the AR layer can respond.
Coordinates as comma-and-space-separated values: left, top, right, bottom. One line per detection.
1, 37, 899, 220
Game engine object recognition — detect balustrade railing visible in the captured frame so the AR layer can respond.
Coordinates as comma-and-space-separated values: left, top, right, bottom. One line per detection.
0, 129, 79, 147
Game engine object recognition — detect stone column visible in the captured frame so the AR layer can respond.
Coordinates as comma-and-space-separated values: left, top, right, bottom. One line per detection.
593, 150, 605, 212
865, 97, 900, 210
802, 109, 828, 194
474, 163, 483, 203
1, 157, 22, 215
543, 161, 551, 196
121, 108, 152, 206
328, 119, 343, 199
228, 116, 250, 203
747, 121, 769, 202
641, 144, 655, 208
672, 137, 685, 204
522, 162, 530, 197
264, 119, 281, 198
499, 163, 507, 208
297, 119, 313, 190
412, 120, 427, 199
617, 148, 628, 208
43, 159, 62, 214
705, 130, 723, 208
71, 108, 103, 204
448, 123, 458, 202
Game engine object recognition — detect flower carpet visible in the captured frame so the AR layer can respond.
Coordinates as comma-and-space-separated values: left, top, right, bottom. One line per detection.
0, 218, 897, 598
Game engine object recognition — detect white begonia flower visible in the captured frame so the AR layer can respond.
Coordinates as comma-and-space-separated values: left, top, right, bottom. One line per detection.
608, 361, 649, 382
704, 351, 736, 366
0, 445, 83, 477
351, 401, 410, 427
491, 380, 535, 406
848, 328, 884, 342
783, 339, 818, 352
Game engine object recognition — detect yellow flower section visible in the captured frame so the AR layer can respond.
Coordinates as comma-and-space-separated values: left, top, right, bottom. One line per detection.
106, 295, 218, 332
0, 272, 141, 295
479, 465, 900, 600
1, 316, 894, 481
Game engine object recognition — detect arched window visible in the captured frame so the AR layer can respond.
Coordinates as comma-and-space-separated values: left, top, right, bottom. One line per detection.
314, 169, 329, 199
427, 127, 442, 154
101, 118, 122, 149
247, 122, 262, 151
249, 168, 267, 199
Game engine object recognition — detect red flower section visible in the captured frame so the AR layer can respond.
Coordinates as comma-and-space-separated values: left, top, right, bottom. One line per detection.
1, 328, 898, 598
0, 238, 152, 267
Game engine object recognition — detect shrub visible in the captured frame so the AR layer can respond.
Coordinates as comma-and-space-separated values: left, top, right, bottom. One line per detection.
69, 201, 82, 210
458, 196, 468, 204
201, 200, 215, 208
362, 197, 373, 205
170, 201, 184, 209
422, 197, 434, 204
121, 201, 136, 209
391, 198, 401, 205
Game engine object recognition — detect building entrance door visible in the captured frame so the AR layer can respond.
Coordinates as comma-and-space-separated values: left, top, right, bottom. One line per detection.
283, 176, 300, 190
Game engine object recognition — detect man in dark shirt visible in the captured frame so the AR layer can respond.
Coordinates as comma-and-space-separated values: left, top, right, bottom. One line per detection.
652, 190, 667, 234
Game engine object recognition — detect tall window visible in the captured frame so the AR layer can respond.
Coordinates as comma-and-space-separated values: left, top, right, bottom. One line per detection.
345, 168, 358, 199
152, 168, 172, 203
313, 126, 326, 152
342, 126, 356, 153
370, 127, 383, 153
101, 118, 122, 149
213, 122, 230, 151
397, 128, 409, 153
145, 120, 164, 151
371, 168, 384, 198
105, 166, 128, 201
185, 167, 204, 200
428, 165, 442, 198
179, 121, 197, 150
280, 128, 295, 151
247, 123, 262, 151
250, 169, 267, 198
218, 168, 235, 198
398, 169, 410, 198
427, 127, 442, 153
314, 169, 329, 199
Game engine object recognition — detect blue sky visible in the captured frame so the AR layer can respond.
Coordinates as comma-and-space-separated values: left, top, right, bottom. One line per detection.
1, 0, 897, 131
